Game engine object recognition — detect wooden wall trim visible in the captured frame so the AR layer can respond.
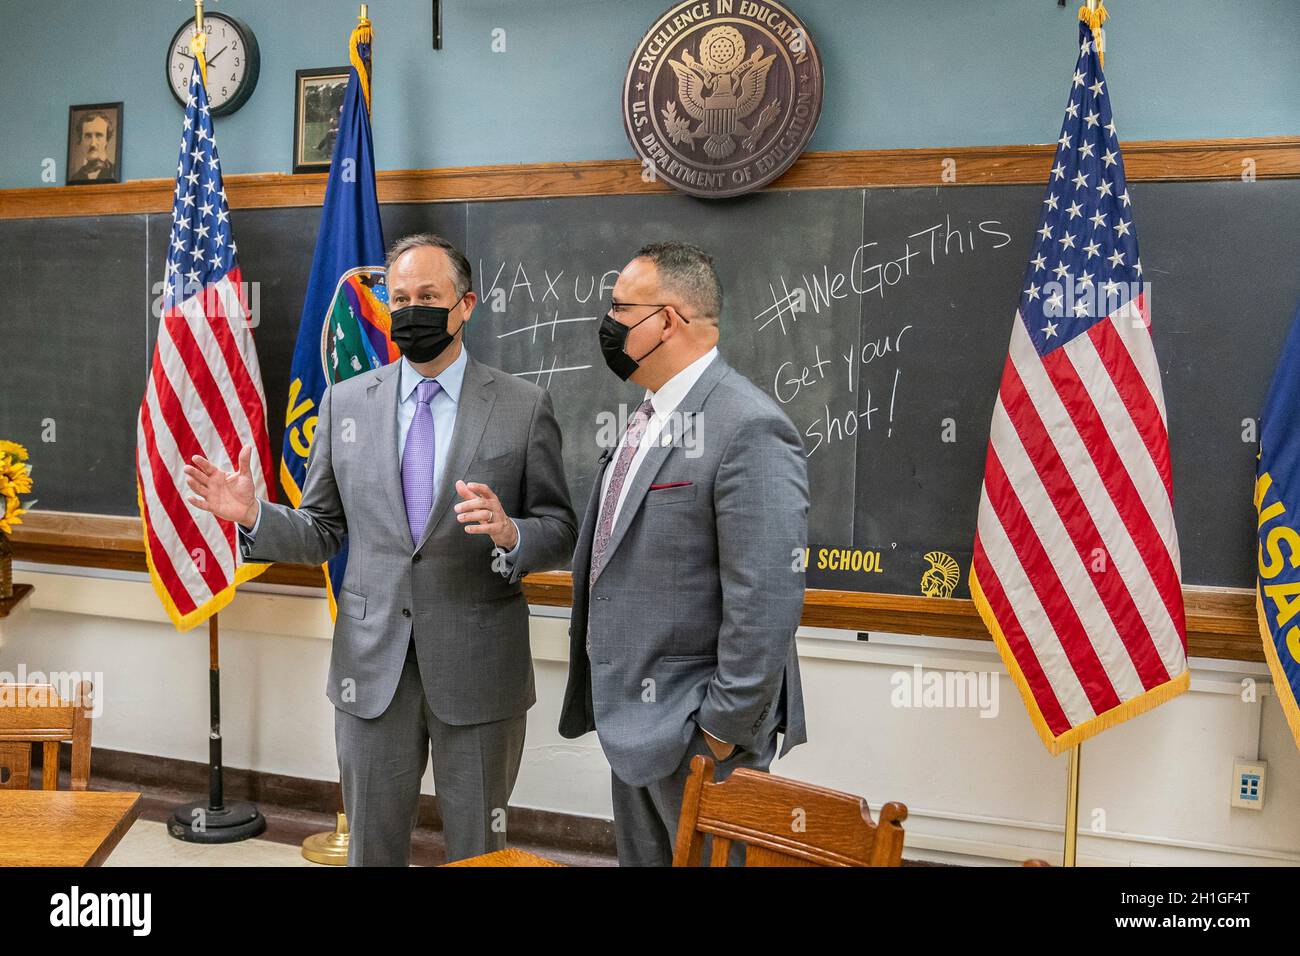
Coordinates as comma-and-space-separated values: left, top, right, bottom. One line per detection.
10, 511, 1262, 662
2, 137, 1296, 221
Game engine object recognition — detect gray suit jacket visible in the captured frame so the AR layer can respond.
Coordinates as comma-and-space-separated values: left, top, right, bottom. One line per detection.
241, 354, 576, 725
558, 354, 809, 787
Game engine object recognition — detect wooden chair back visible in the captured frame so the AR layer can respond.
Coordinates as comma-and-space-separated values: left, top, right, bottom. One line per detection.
672, 754, 908, 867
0, 682, 94, 790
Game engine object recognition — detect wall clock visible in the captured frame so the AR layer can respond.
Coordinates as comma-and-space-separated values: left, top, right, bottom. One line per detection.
166, 14, 261, 115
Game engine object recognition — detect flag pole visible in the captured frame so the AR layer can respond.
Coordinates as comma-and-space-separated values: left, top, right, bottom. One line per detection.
1062, 743, 1082, 866
1056, 1, 1103, 870
168, 612, 268, 842
301, 0, 375, 868
190, 0, 209, 89
1081, 0, 1107, 69
165, 0, 266, 846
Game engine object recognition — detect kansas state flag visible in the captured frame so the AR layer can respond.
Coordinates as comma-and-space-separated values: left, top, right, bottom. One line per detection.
1256, 299, 1300, 751
281, 14, 395, 620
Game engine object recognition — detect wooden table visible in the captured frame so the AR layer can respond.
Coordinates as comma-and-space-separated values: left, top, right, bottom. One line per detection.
0, 789, 142, 866
442, 848, 564, 867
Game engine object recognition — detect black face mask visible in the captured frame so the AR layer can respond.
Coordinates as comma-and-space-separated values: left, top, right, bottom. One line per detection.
389, 291, 467, 364
599, 303, 685, 381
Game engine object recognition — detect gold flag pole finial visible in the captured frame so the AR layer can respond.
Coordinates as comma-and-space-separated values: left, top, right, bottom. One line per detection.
1079, 0, 1108, 69
190, 0, 209, 89
351, 3, 375, 113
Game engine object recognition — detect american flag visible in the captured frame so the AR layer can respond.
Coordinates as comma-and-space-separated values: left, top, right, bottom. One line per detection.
969, 21, 1188, 755
136, 57, 274, 631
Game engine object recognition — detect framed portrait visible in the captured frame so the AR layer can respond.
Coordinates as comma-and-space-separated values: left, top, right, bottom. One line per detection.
294, 67, 349, 173
66, 102, 123, 185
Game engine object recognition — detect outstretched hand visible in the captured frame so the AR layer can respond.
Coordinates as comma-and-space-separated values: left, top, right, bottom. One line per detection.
183, 445, 259, 527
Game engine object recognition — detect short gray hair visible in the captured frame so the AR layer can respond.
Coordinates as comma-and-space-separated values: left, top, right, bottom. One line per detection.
634, 240, 722, 322
385, 233, 472, 297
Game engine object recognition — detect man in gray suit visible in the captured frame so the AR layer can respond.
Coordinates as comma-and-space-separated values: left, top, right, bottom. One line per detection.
555, 240, 809, 866
184, 233, 576, 865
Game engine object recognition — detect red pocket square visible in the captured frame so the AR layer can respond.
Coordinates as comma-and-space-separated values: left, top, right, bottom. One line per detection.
649, 481, 692, 490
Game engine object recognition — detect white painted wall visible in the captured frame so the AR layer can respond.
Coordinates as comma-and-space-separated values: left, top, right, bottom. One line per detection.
4, 562, 1297, 866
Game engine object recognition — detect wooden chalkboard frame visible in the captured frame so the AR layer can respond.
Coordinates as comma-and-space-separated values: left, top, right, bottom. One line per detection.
5, 137, 1292, 663
9, 512, 1261, 663
2, 138, 1297, 221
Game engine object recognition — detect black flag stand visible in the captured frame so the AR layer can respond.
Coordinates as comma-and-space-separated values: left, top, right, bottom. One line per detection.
168, 613, 266, 843
164, 0, 264, 846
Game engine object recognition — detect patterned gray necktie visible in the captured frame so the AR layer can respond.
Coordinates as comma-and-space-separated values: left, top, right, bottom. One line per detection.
589, 398, 655, 586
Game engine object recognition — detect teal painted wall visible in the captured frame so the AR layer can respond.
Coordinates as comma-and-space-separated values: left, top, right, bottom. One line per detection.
0, 0, 1296, 189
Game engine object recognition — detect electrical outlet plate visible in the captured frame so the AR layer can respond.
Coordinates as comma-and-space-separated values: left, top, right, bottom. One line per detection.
1231, 760, 1266, 810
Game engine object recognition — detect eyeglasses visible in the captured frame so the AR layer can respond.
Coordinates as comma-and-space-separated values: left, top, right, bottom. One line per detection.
605, 300, 690, 324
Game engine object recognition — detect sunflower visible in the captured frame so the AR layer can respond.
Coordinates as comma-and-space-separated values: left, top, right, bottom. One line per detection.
0, 440, 34, 536
0, 494, 24, 535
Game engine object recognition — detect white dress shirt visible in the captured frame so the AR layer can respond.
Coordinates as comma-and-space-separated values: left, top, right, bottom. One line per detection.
395, 344, 469, 496
596, 346, 719, 534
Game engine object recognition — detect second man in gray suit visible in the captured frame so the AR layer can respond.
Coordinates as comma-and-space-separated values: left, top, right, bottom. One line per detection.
556, 240, 810, 865
184, 233, 576, 865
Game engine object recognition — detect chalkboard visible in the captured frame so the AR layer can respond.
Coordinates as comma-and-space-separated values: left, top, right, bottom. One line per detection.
3, 179, 1299, 597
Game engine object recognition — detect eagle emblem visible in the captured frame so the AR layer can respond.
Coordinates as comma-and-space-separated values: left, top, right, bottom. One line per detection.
663, 26, 780, 160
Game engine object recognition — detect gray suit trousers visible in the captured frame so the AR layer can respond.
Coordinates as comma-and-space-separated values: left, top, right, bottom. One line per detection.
609, 719, 779, 867
334, 634, 526, 866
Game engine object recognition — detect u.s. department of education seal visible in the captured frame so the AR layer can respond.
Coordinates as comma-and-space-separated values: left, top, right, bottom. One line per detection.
623, 0, 823, 198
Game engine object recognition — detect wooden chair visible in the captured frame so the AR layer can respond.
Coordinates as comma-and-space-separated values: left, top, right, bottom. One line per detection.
672, 754, 908, 867
0, 682, 94, 790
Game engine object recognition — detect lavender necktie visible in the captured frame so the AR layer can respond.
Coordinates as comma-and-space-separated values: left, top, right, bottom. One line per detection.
401, 379, 442, 547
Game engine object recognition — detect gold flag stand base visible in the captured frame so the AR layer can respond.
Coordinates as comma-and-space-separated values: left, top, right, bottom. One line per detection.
302, 812, 350, 865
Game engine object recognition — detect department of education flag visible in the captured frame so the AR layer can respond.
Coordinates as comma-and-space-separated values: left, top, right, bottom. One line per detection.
279, 14, 392, 621
136, 51, 275, 631
1255, 299, 1300, 751
968, 17, 1189, 755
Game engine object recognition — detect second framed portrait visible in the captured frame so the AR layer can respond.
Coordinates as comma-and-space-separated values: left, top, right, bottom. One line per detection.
67, 102, 123, 185
293, 68, 349, 173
